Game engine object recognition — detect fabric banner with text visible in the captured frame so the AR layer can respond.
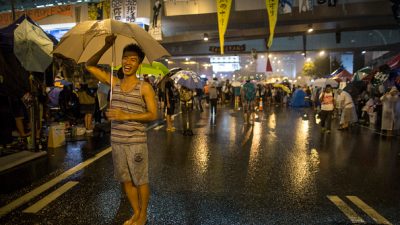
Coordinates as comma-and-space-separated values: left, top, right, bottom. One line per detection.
266, 0, 279, 48
88, 1, 111, 20
216, 0, 232, 55
0, 5, 73, 27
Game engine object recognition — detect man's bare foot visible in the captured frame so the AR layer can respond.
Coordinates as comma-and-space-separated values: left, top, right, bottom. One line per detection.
123, 214, 139, 225
132, 216, 147, 225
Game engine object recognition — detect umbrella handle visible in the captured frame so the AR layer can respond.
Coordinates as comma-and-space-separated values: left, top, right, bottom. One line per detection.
110, 43, 116, 107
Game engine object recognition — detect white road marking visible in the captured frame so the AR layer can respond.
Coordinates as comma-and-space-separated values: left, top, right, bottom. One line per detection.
153, 125, 165, 130
327, 195, 365, 223
0, 147, 111, 218
23, 181, 79, 214
346, 196, 392, 225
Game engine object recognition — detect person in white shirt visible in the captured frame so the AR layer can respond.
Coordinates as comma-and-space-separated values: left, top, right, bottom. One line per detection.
337, 89, 357, 130
319, 85, 335, 133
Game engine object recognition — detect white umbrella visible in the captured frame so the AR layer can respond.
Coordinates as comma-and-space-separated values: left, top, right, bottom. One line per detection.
13, 19, 53, 72
53, 19, 170, 66
313, 78, 338, 88
231, 81, 241, 87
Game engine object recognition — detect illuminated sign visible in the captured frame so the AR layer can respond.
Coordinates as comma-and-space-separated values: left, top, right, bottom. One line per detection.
209, 45, 246, 53
212, 63, 241, 73
210, 56, 239, 63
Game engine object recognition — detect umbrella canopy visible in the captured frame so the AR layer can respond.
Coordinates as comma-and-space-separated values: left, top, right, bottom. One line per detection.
343, 81, 367, 99
231, 81, 241, 87
273, 83, 291, 93
352, 67, 372, 81
151, 61, 170, 75
386, 53, 400, 69
313, 78, 338, 88
13, 19, 53, 72
331, 69, 353, 82
53, 19, 170, 66
0, 15, 57, 52
170, 70, 203, 90
137, 62, 169, 77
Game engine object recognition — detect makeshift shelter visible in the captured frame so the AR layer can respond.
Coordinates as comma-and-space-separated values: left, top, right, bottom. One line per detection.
0, 15, 57, 97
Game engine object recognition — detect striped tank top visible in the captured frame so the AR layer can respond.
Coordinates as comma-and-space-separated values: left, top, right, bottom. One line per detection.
111, 80, 147, 144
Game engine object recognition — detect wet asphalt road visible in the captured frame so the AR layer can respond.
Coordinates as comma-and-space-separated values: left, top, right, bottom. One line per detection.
0, 105, 399, 225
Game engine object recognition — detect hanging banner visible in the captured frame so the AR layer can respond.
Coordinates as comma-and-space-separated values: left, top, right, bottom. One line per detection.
216, 0, 232, 55
88, 2, 104, 20
124, 0, 137, 23
88, 1, 110, 20
111, 0, 136, 22
266, 0, 279, 48
0, 5, 73, 27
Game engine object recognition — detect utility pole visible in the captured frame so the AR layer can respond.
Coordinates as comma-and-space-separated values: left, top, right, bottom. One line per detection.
10, 0, 16, 21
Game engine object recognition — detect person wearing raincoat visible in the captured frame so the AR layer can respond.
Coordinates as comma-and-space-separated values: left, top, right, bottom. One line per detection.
380, 87, 399, 136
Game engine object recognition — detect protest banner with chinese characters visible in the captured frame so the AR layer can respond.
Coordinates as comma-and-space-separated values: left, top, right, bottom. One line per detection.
111, 0, 137, 22
266, 0, 279, 48
216, 0, 232, 55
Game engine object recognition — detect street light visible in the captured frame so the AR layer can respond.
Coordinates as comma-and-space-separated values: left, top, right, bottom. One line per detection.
307, 24, 314, 33
203, 33, 209, 41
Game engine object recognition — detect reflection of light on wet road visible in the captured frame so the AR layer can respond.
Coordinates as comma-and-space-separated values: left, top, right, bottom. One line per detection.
247, 122, 262, 180
192, 136, 210, 175
241, 126, 253, 146
229, 116, 237, 149
289, 119, 318, 194
268, 113, 276, 129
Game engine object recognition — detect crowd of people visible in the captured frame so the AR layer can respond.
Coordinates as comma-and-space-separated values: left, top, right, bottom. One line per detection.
154, 74, 400, 138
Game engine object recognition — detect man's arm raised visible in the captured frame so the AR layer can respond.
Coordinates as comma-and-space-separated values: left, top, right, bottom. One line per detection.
85, 34, 117, 85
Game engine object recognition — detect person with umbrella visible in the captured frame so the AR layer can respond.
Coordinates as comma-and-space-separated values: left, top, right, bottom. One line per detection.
86, 34, 158, 225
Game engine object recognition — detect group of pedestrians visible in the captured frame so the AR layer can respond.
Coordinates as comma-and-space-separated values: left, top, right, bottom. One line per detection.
317, 84, 400, 136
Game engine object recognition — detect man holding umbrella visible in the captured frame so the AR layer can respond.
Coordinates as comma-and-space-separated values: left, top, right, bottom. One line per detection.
86, 35, 157, 225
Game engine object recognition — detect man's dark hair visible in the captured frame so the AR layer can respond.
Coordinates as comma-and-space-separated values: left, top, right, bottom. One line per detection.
123, 44, 145, 63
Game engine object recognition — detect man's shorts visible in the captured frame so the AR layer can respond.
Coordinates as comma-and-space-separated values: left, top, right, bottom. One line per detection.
112, 143, 149, 186
243, 100, 256, 113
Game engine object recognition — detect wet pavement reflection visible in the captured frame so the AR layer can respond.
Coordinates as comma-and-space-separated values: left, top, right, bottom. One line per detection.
0, 106, 399, 224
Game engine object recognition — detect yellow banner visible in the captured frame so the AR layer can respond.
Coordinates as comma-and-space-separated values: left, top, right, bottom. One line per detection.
266, 0, 279, 48
216, 0, 232, 55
